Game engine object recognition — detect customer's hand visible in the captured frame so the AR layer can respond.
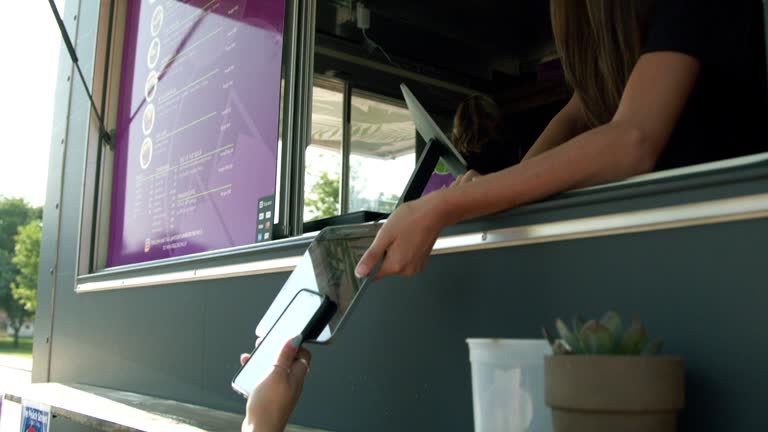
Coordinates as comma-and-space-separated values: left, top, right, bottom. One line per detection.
241, 337, 312, 432
355, 191, 450, 279
451, 169, 482, 187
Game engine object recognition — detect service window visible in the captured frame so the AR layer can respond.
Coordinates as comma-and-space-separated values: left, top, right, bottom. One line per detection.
304, 80, 416, 222
348, 90, 415, 214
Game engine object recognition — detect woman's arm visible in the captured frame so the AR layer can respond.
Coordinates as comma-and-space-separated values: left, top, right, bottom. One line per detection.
523, 93, 589, 161
356, 51, 701, 278
453, 93, 588, 187
444, 51, 701, 221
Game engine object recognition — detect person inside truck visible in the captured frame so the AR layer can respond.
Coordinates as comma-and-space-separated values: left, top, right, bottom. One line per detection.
451, 94, 519, 175
355, 0, 768, 280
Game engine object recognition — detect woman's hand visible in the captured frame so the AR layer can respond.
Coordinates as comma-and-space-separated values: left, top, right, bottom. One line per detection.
451, 169, 482, 187
241, 337, 312, 432
355, 192, 451, 279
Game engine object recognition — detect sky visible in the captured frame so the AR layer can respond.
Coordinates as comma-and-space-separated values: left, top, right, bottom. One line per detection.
0, 0, 66, 207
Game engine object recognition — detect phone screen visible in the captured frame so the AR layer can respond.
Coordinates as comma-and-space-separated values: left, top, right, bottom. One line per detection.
232, 290, 325, 397
255, 224, 381, 343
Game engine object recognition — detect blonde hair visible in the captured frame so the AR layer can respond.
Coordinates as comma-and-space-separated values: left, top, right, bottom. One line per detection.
550, 0, 655, 128
451, 94, 502, 155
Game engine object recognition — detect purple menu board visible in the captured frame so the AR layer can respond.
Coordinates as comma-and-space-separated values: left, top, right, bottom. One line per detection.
108, 0, 285, 267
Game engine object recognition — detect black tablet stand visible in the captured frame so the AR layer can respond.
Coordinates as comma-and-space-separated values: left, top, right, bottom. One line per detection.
398, 138, 467, 205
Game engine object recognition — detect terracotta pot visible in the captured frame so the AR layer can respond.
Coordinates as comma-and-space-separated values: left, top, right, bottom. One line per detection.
545, 355, 684, 432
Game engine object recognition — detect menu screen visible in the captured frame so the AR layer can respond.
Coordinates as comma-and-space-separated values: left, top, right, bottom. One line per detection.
422, 159, 455, 196
108, 0, 285, 267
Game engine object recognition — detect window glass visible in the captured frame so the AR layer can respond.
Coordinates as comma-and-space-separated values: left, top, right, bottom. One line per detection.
349, 92, 415, 214
305, 84, 343, 221
107, 1, 286, 267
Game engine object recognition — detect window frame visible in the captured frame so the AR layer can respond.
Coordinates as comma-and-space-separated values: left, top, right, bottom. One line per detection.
304, 76, 345, 221
75, 0, 313, 279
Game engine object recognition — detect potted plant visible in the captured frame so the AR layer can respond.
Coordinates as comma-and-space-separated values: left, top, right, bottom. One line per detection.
542, 312, 684, 432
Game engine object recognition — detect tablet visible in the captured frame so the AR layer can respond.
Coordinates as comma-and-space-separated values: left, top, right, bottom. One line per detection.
254, 223, 381, 343
400, 83, 467, 175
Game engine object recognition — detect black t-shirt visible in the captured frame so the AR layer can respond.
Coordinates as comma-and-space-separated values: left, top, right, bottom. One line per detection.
642, 0, 768, 170
463, 138, 520, 175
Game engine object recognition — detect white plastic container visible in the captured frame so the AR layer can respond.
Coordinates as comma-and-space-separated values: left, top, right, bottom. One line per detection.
467, 339, 552, 432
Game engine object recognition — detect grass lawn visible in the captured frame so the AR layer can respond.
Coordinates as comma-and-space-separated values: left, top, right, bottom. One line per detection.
0, 335, 33, 359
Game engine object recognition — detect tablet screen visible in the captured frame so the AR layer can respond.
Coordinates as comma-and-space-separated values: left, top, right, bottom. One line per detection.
255, 224, 380, 342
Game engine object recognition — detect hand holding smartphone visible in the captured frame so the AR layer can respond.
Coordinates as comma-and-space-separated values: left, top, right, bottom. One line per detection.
232, 289, 336, 397
255, 224, 382, 344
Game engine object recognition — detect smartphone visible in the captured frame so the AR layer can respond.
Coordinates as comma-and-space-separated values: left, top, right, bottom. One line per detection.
232, 289, 336, 398
255, 224, 382, 344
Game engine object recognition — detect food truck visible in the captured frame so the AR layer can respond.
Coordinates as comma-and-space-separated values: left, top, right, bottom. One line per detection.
4, 0, 768, 430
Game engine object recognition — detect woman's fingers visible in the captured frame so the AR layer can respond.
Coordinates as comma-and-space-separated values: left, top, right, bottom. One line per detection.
376, 248, 401, 280
451, 170, 481, 188
239, 336, 264, 366
290, 347, 312, 380
355, 230, 392, 278
460, 169, 481, 185
375, 237, 430, 279
240, 353, 250, 366
274, 335, 302, 370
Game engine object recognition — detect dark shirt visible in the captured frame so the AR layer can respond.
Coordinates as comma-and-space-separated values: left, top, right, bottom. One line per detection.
463, 138, 520, 175
642, 0, 768, 170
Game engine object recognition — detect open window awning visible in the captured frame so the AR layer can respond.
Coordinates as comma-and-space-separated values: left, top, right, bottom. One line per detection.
311, 89, 416, 159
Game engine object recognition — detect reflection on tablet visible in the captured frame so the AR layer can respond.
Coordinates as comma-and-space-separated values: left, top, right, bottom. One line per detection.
255, 224, 380, 343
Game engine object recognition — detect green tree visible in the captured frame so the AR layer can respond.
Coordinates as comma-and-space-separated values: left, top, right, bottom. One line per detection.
12, 221, 41, 314
305, 171, 340, 221
0, 250, 27, 348
0, 197, 40, 347
375, 193, 400, 214
0, 197, 37, 252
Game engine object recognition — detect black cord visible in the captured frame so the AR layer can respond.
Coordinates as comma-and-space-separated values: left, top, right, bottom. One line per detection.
47, 0, 112, 147
361, 28, 400, 69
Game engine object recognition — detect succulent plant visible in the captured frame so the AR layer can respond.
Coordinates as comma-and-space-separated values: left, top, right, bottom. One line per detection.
542, 311, 664, 355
